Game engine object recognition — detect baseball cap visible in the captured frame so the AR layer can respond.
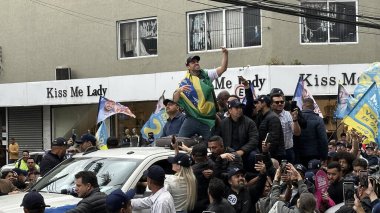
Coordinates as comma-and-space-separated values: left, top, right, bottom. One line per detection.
106, 189, 135, 212
227, 167, 245, 179
366, 144, 375, 150
191, 143, 208, 157
76, 133, 96, 144
13, 168, 28, 177
20, 191, 50, 210
270, 88, 284, 96
51, 137, 68, 146
143, 165, 166, 182
328, 151, 337, 159
163, 99, 177, 106
186, 55, 200, 66
295, 164, 307, 175
168, 153, 192, 167
307, 159, 321, 171
228, 99, 244, 109
257, 95, 271, 105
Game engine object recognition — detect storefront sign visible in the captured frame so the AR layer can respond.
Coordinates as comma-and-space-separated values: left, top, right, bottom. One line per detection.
0, 63, 370, 107
46, 84, 107, 98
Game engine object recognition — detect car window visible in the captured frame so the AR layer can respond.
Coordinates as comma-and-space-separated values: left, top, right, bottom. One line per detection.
32, 157, 141, 195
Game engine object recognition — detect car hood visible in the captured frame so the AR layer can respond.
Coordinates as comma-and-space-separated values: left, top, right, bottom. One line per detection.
0, 191, 81, 213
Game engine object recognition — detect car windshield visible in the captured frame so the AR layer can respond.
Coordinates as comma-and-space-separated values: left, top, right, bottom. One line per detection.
32, 157, 141, 194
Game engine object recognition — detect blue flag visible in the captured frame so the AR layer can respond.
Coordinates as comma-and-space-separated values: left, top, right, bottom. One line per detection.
96, 121, 108, 150
141, 109, 168, 141
343, 82, 380, 144
293, 76, 323, 117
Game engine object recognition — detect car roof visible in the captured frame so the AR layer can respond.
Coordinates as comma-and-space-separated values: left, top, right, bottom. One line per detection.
73, 147, 175, 160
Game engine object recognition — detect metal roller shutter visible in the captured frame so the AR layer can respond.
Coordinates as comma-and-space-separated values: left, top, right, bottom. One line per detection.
8, 106, 43, 153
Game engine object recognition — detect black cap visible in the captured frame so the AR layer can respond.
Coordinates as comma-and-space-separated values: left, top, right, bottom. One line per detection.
76, 133, 96, 144
13, 168, 28, 176
295, 164, 307, 175
52, 137, 68, 146
366, 144, 375, 150
20, 191, 50, 210
270, 88, 284, 96
163, 99, 177, 106
106, 189, 135, 212
143, 165, 165, 182
228, 99, 244, 109
186, 55, 200, 66
168, 153, 192, 167
227, 167, 245, 179
257, 95, 271, 105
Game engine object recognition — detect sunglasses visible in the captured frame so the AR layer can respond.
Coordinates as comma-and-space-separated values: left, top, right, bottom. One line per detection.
274, 101, 285, 105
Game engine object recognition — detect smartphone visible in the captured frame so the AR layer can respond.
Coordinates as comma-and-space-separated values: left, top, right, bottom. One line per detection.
281, 160, 288, 174
343, 182, 355, 206
264, 133, 270, 144
359, 170, 368, 187
255, 154, 264, 163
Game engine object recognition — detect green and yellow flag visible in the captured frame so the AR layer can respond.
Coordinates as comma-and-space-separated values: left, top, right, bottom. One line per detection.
178, 70, 216, 128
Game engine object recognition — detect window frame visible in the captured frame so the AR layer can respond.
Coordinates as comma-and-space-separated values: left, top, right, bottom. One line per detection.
299, 0, 358, 45
117, 17, 158, 60
187, 6, 262, 53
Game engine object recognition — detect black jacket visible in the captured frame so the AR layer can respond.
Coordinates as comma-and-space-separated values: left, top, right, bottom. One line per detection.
258, 110, 285, 157
206, 198, 236, 213
67, 188, 107, 213
191, 159, 215, 213
296, 109, 328, 160
216, 115, 259, 154
40, 151, 64, 176
225, 173, 267, 213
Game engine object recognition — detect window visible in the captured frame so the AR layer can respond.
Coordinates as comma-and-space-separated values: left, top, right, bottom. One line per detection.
188, 7, 261, 52
300, 1, 357, 44
118, 18, 157, 59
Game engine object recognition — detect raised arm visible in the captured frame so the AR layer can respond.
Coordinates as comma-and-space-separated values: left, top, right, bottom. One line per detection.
215, 47, 228, 76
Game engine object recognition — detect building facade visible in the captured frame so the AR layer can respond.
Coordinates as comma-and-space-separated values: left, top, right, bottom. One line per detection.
0, 0, 378, 162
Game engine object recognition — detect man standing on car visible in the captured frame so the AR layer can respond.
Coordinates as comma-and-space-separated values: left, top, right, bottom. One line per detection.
131, 165, 176, 213
40, 137, 68, 176
67, 171, 107, 213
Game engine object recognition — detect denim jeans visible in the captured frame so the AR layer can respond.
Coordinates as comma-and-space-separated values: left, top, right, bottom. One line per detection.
178, 117, 212, 141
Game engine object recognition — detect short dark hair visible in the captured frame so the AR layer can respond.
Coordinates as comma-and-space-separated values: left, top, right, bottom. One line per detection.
75, 171, 99, 188
327, 161, 341, 172
208, 136, 223, 145
106, 137, 119, 148
27, 157, 35, 162
23, 150, 30, 154
149, 178, 164, 187
270, 93, 284, 101
328, 141, 336, 147
352, 158, 368, 169
208, 178, 225, 202
298, 193, 316, 213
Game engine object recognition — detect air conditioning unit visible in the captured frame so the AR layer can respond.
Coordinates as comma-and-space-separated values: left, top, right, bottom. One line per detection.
55, 67, 71, 80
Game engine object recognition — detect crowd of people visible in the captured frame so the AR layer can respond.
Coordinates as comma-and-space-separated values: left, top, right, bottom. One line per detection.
1, 47, 380, 213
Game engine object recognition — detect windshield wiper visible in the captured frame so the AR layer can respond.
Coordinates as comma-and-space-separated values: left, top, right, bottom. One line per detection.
36, 173, 69, 192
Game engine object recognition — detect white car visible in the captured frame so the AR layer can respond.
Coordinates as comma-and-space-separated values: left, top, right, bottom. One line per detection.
0, 147, 177, 212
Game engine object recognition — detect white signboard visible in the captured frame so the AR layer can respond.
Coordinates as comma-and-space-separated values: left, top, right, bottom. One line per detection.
0, 64, 370, 107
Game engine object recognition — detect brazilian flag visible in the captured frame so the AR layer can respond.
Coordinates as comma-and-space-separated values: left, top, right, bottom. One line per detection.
178, 69, 216, 128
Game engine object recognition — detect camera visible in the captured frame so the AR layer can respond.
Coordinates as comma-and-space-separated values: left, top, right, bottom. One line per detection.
281, 160, 288, 174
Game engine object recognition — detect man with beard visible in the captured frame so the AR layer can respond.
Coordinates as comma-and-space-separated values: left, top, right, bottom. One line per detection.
225, 162, 267, 213
208, 136, 243, 182
173, 48, 228, 141
326, 161, 344, 204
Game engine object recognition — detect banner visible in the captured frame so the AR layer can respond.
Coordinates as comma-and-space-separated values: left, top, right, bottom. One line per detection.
96, 96, 136, 124
96, 121, 108, 150
334, 84, 352, 119
293, 76, 323, 117
343, 82, 380, 144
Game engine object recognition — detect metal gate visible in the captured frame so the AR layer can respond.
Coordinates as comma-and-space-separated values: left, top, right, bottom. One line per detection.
8, 106, 43, 153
